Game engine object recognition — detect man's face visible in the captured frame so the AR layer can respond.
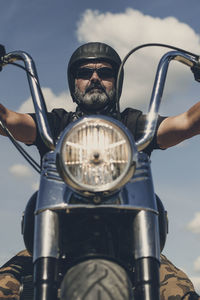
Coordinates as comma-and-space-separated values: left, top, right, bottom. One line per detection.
74, 61, 116, 110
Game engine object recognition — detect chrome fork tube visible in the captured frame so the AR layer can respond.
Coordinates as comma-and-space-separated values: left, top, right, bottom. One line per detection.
33, 210, 59, 300
133, 210, 160, 300
33, 210, 59, 261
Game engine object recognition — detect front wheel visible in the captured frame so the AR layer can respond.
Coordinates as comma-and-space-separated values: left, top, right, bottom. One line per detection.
60, 259, 134, 300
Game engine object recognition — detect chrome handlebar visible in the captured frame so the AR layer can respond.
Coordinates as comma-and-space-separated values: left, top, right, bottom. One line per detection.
1, 51, 55, 150
136, 50, 200, 151
1, 49, 199, 152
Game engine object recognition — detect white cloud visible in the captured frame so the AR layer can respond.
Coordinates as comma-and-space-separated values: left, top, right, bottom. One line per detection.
17, 10, 200, 114
9, 164, 32, 177
76, 8, 200, 111
187, 212, 200, 234
190, 276, 200, 294
77, 9, 199, 52
18, 87, 76, 113
194, 257, 200, 272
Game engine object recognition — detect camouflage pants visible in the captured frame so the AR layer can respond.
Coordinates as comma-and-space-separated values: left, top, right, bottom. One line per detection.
160, 254, 199, 300
0, 250, 199, 300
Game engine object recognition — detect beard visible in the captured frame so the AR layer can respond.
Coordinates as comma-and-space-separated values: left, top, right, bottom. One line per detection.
74, 82, 116, 111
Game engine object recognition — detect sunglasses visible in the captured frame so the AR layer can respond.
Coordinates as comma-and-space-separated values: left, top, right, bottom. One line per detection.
76, 67, 115, 80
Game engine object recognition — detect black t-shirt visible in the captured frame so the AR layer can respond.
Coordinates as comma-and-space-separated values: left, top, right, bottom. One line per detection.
29, 108, 166, 160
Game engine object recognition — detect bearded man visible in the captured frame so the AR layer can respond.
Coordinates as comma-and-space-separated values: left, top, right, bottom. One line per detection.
0, 42, 199, 299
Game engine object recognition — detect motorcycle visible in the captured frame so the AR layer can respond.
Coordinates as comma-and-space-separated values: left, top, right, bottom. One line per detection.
0, 43, 199, 300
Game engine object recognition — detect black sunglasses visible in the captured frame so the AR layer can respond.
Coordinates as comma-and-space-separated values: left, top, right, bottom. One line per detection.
76, 67, 115, 80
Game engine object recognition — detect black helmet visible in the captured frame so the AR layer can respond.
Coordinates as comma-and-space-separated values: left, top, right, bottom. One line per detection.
67, 42, 124, 106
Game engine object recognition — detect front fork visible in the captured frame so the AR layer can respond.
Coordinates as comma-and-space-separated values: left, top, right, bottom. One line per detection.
33, 209, 59, 300
33, 211, 160, 300
32, 152, 160, 300
125, 152, 160, 300
133, 210, 160, 300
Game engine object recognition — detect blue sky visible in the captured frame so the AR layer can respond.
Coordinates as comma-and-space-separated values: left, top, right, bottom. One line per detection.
1, 0, 200, 293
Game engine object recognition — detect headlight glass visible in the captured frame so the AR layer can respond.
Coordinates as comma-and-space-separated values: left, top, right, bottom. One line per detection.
59, 118, 134, 192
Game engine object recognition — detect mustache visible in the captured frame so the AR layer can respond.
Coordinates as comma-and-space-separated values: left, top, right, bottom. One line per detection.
85, 82, 106, 94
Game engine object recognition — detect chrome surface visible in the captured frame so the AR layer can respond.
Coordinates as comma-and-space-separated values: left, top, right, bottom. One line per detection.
35, 152, 72, 213
120, 152, 157, 210
36, 151, 158, 214
136, 50, 199, 151
3, 51, 54, 150
33, 209, 59, 262
133, 210, 160, 260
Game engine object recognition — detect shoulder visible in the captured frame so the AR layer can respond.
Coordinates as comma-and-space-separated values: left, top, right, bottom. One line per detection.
120, 107, 143, 136
121, 107, 143, 121
29, 108, 72, 128
121, 108, 166, 130
50, 108, 74, 133
30, 108, 70, 118
28, 108, 74, 159
120, 108, 167, 155
47, 108, 70, 123
51, 108, 69, 117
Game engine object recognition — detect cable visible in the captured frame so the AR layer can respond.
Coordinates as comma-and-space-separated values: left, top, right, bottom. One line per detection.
2, 61, 45, 100
3, 61, 38, 79
0, 60, 43, 173
0, 119, 41, 174
115, 43, 200, 114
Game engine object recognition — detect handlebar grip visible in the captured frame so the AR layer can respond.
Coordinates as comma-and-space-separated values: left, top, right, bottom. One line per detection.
0, 45, 6, 71
191, 64, 200, 82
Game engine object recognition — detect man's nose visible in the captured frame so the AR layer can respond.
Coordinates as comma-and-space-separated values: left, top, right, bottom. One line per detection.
90, 71, 100, 81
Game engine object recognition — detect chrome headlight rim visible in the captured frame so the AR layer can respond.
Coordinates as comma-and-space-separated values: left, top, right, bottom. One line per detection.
56, 115, 137, 195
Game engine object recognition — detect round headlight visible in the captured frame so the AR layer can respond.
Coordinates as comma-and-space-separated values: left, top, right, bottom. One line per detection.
57, 117, 136, 193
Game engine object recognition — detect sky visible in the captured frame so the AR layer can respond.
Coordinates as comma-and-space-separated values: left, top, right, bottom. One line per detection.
0, 0, 200, 293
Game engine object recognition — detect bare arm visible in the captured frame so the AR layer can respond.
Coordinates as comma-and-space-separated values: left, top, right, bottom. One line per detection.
0, 103, 36, 144
157, 102, 200, 149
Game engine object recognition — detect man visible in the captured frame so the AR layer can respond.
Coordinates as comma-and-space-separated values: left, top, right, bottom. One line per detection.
0, 42, 199, 299
0, 42, 199, 152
